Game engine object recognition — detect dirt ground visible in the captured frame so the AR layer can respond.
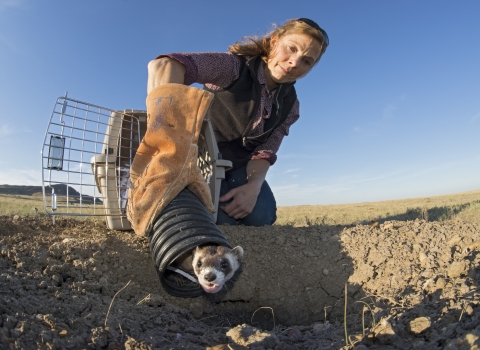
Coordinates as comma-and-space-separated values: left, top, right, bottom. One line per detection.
1, 215, 480, 349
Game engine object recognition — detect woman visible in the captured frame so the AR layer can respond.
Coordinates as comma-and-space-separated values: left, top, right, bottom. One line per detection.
130, 18, 328, 233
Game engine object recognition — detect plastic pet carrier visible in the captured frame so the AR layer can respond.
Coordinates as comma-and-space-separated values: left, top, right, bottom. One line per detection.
41, 94, 231, 230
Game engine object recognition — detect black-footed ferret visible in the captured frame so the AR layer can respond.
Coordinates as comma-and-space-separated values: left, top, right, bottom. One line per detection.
170, 244, 244, 294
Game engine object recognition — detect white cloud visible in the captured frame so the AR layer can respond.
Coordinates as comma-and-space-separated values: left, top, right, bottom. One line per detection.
471, 112, 480, 124
0, 168, 42, 186
283, 168, 300, 174
0, 0, 22, 12
0, 124, 14, 137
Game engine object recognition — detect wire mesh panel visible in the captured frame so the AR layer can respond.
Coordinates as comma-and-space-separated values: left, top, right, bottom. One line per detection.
42, 95, 231, 230
41, 96, 142, 222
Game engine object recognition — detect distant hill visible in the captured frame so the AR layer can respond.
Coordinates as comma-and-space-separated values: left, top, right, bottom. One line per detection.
0, 185, 102, 204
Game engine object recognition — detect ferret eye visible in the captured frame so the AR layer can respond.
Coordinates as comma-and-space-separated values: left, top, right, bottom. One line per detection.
221, 261, 229, 269
197, 261, 202, 268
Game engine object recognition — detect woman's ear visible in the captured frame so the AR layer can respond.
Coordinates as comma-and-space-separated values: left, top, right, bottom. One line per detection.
270, 35, 278, 49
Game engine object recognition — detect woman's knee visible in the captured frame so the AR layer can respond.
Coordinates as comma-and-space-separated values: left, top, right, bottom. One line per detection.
242, 182, 277, 226
242, 207, 276, 226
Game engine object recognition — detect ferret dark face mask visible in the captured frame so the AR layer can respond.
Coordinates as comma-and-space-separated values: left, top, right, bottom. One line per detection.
193, 245, 244, 293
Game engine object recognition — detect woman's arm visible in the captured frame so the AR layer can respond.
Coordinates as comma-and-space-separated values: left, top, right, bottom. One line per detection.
219, 158, 270, 219
148, 53, 241, 93
147, 57, 186, 94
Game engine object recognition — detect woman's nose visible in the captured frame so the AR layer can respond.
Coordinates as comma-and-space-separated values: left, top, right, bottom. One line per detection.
288, 55, 301, 67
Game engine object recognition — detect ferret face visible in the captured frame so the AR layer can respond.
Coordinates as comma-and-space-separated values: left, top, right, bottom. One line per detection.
192, 245, 243, 294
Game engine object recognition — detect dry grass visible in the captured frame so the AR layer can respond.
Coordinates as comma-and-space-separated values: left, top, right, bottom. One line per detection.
2, 189, 480, 227
0, 194, 47, 217
0, 194, 102, 222
276, 189, 480, 227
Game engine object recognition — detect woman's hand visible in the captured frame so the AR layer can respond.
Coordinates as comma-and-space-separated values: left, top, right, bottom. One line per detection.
219, 182, 262, 219
219, 159, 270, 220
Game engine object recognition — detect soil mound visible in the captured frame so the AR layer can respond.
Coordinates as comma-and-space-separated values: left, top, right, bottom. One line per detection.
1, 216, 480, 349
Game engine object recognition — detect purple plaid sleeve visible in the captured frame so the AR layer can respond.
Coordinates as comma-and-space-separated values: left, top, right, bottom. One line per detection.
156, 52, 241, 88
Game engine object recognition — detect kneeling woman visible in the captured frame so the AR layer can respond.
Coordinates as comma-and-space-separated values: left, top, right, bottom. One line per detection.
145, 18, 328, 227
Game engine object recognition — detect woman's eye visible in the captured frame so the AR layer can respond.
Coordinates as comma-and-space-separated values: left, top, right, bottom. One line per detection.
303, 58, 312, 66
288, 45, 296, 52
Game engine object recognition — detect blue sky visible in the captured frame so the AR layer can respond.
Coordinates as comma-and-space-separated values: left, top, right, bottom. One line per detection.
0, 0, 479, 206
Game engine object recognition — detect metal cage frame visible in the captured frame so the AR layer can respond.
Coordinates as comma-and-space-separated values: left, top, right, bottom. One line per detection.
41, 95, 231, 230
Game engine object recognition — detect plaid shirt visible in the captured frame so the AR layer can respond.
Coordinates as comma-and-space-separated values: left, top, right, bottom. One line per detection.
157, 52, 300, 166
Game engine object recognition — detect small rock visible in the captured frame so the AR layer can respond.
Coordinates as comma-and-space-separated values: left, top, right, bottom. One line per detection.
312, 322, 330, 334
419, 252, 428, 263
436, 277, 447, 289
383, 223, 394, 230
448, 261, 468, 278
226, 324, 279, 348
322, 268, 329, 276
465, 304, 474, 316
372, 319, 396, 344
409, 317, 431, 335
462, 333, 480, 349
51, 274, 61, 286
287, 328, 302, 341
189, 301, 204, 319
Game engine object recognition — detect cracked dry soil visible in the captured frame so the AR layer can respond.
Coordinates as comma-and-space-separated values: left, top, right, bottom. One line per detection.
1, 215, 480, 349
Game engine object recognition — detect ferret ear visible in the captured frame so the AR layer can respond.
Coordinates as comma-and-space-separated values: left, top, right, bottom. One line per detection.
231, 246, 244, 259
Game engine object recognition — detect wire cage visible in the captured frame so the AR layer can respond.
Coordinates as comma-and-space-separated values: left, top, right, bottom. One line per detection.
41, 95, 231, 230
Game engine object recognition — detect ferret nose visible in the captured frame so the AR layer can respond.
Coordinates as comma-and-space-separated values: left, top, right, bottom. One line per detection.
204, 272, 217, 282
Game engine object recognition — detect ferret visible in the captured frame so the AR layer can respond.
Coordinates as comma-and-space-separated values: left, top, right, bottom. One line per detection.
169, 245, 244, 294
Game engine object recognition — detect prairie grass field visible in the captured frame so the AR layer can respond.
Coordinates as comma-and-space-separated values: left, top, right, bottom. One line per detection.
2, 189, 479, 226
276, 189, 480, 226
0, 193, 102, 220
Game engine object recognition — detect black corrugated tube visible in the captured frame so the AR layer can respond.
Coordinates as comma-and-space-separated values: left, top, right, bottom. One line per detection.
148, 188, 232, 298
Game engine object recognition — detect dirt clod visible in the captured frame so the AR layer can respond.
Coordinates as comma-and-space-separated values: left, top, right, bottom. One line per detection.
226, 324, 279, 348
408, 316, 431, 335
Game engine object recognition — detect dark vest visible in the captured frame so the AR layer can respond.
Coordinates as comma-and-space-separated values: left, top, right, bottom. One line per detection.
204, 55, 297, 171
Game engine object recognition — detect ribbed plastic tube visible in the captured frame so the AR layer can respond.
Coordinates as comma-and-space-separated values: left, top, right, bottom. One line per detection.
148, 188, 231, 297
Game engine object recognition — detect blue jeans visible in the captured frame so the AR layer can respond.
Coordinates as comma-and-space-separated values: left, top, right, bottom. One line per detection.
216, 166, 277, 226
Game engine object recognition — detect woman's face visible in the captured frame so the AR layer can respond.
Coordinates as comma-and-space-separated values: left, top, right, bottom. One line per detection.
264, 33, 322, 90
